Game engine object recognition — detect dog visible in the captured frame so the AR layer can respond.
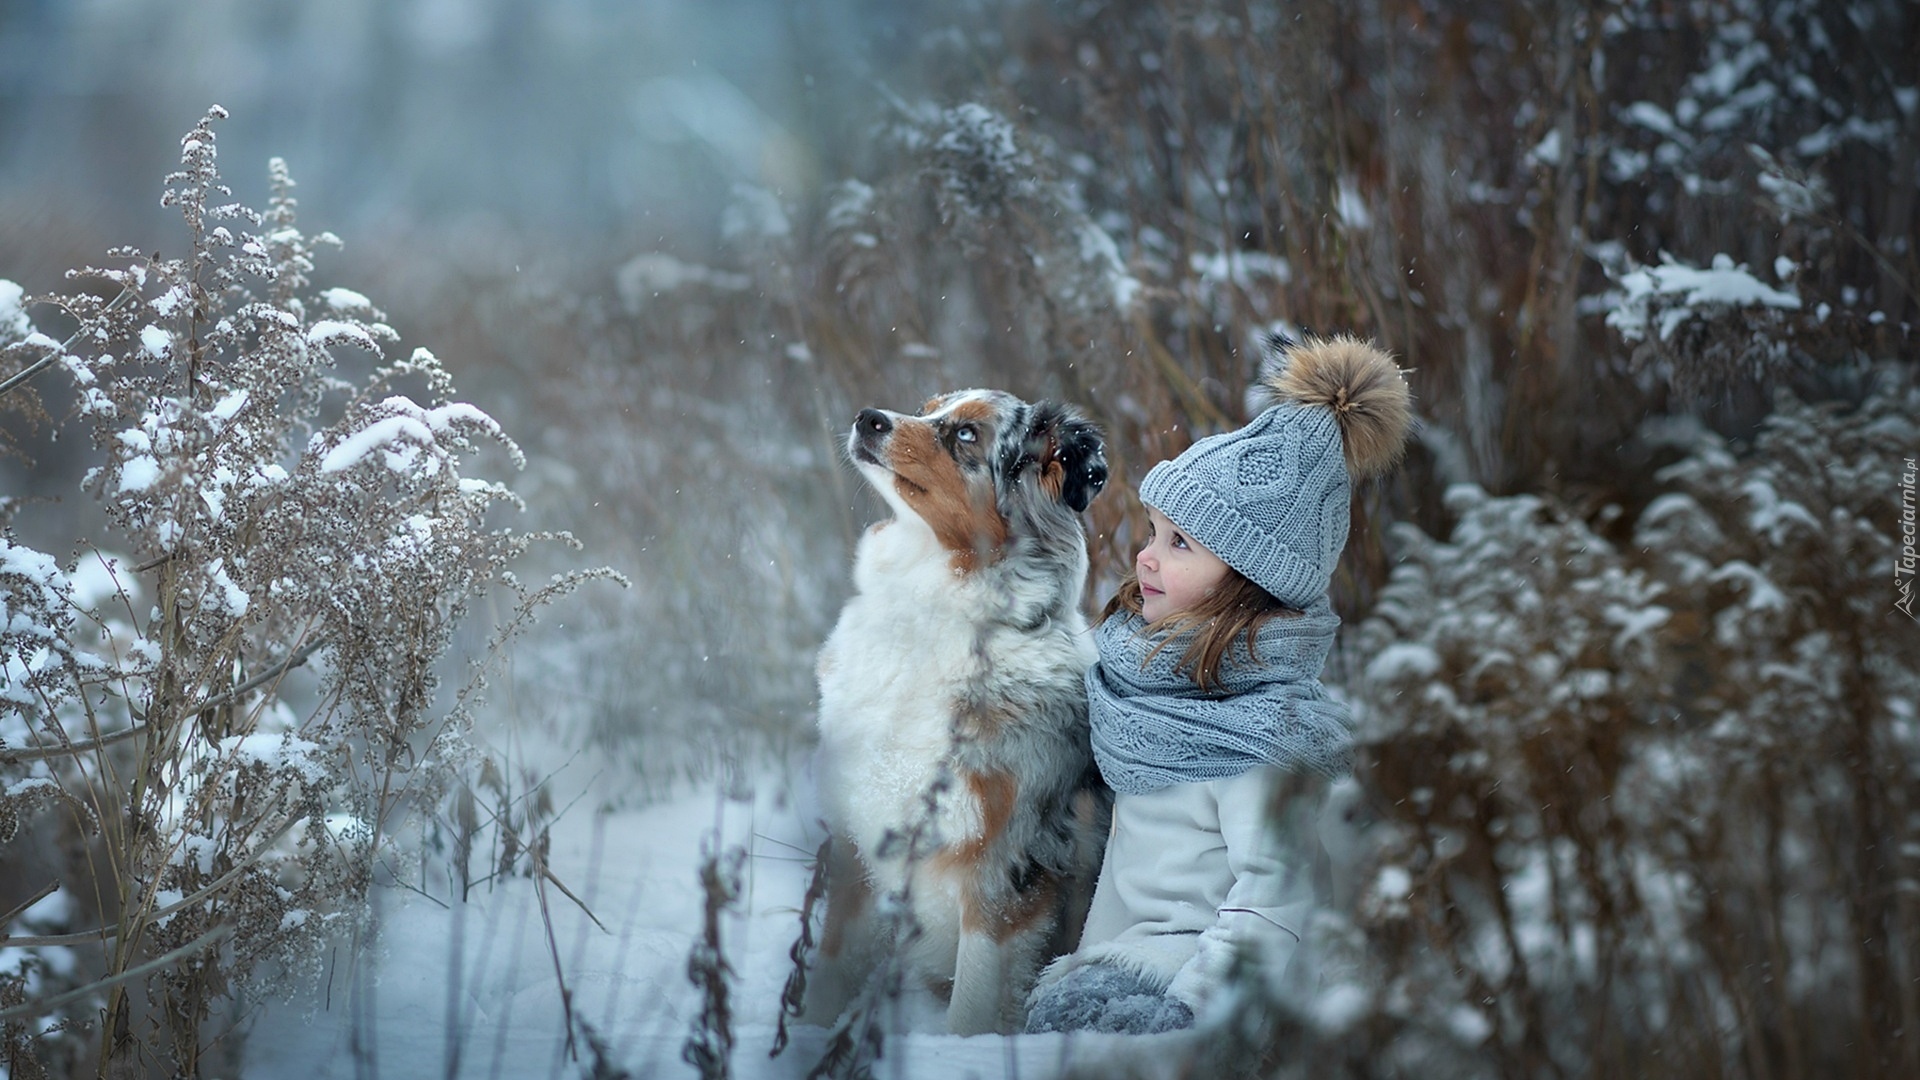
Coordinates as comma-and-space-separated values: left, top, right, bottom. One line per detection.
802, 389, 1110, 1036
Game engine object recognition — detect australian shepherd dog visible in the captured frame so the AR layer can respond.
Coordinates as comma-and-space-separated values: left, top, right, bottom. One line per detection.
802, 389, 1110, 1035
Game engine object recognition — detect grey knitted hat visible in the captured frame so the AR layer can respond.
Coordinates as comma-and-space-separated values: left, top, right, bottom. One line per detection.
1139, 335, 1413, 608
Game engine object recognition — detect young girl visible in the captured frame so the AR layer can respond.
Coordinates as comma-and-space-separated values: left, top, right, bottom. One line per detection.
1025, 334, 1412, 1034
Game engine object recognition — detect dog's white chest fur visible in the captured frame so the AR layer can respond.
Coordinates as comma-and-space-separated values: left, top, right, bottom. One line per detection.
815, 521, 994, 875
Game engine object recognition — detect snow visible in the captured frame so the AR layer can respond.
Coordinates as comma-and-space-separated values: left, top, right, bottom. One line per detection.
173, 833, 221, 875
68, 551, 136, 611
78, 387, 116, 418
5, 775, 59, 798
1526, 128, 1565, 168
1603, 253, 1802, 342
615, 254, 751, 315
721, 184, 791, 243
1443, 1003, 1492, 1045
1, 540, 66, 597
1189, 250, 1292, 289
219, 731, 328, 786
152, 285, 189, 317
117, 454, 163, 493
21, 885, 69, 927
321, 287, 374, 313
61, 352, 98, 387
934, 103, 1025, 174
321, 414, 436, 472
1622, 101, 1683, 141
1741, 477, 1820, 542
1078, 220, 1141, 311
202, 558, 249, 617
1604, 603, 1670, 654
140, 324, 171, 358
1796, 117, 1897, 157
241, 764, 1184, 1079
1709, 560, 1787, 613
316, 396, 510, 474
1374, 864, 1411, 899
307, 319, 382, 353
211, 388, 250, 423
1365, 642, 1442, 683
1693, 44, 1766, 100
1334, 179, 1372, 230
1306, 981, 1371, 1032
0, 278, 28, 339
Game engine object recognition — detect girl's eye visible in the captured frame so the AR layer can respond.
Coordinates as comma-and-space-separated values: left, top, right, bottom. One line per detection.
1171, 533, 1189, 550
955, 425, 978, 444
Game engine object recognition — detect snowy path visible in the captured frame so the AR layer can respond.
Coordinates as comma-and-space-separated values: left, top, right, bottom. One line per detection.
242, 758, 1190, 1079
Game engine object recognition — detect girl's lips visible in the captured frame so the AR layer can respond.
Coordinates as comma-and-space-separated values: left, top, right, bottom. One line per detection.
1141, 583, 1163, 596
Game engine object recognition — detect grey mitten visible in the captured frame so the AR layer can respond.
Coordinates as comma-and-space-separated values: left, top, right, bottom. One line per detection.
1025, 962, 1196, 1035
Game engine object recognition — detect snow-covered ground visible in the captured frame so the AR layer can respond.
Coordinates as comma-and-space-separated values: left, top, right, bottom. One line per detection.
241, 755, 1193, 1080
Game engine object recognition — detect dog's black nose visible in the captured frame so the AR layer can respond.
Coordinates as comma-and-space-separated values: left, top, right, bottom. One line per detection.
855, 408, 893, 436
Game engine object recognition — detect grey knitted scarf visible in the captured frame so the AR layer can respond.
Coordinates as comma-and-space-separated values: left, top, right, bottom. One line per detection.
1087, 599, 1354, 795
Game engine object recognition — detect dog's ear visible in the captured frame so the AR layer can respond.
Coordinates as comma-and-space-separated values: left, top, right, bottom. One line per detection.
1053, 411, 1107, 513
1004, 402, 1107, 513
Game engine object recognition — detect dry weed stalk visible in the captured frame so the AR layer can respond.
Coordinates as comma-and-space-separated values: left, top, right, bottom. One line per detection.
1337, 366, 1920, 1079
772, 836, 831, 1058
0, 106, 621, 1077
683, 837, 747, 1080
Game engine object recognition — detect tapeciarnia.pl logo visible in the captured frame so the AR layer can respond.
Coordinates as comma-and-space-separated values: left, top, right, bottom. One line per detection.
1899, 457, 1917, 620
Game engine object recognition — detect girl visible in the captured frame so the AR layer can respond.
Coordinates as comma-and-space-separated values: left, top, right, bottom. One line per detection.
1025, 334, 1412, 1034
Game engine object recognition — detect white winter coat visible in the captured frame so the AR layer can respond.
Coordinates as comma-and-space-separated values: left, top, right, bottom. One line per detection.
1034, 764, 1327, 1017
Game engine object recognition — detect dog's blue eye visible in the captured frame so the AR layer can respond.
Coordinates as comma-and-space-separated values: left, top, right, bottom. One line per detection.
955, 425, 978, 444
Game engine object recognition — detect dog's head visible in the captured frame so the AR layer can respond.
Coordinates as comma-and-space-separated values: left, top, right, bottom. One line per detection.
848, 390, 1107, 573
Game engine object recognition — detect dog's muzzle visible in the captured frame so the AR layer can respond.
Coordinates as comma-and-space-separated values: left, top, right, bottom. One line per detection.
851, 408, 893, 464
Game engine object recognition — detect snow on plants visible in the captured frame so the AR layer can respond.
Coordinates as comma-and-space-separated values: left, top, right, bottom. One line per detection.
0, 107, 621, 1077
1599, 252, 1802, 343
1341, 364, 1920, 1075
876, 100, 1139, 317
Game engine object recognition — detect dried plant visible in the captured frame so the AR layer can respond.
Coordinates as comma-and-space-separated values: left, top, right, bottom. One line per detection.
1311, 364, 1920, 1079
0, 106, 621, 1077
683, 838, 746, 1080
772, 836, 831, 1058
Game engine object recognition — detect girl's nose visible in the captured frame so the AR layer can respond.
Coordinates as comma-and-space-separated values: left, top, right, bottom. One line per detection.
1136, 544, 1155, 571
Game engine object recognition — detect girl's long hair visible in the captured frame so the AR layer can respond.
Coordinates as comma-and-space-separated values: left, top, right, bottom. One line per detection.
1101, 567, 1303, 691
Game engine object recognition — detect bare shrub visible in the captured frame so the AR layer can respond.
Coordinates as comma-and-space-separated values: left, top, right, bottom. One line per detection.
1315, 365, 1920, 1079
0, 106, 619, 1077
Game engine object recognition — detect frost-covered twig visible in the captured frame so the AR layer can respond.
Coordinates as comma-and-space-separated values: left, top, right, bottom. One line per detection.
2, 638, 324, 764
0, 923, 232, 1024
7, 812, 302, 950
0, 286, 137, 399
0, 719, 146, 764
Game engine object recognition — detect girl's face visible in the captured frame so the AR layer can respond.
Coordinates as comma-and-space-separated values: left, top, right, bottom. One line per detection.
1135, 505, 1231, 623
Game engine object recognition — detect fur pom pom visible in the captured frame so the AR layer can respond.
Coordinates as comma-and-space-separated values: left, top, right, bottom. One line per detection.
1258, 333, 1413, 479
